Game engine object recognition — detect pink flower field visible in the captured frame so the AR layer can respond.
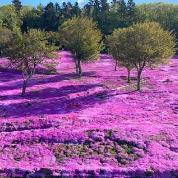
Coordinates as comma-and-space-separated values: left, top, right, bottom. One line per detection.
0, 51, 178, 177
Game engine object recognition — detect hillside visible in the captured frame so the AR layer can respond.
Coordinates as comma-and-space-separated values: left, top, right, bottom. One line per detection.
0, 51, 178, 177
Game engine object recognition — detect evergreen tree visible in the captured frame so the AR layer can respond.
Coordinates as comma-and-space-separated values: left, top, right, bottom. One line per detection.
83, 3, 93, 17
99, 0, 110, 34
71, 2, 81, 17
127, 0, 136, 26
42, 2, 57, 31
118, 0, 127, 18
93, 0, 101, 22
12, 0, 22, 12
21, 6, 43, 32
127, 0, 135, 16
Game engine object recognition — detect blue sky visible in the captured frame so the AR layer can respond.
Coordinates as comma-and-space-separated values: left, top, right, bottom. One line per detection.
0, 0, 177, 7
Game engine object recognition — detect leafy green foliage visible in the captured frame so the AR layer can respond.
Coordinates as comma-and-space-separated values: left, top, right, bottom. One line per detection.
0, 5, 22, 31
0, 27, 12, 56
20, 5, 43, 32
107, 27, 135, 82
107, 22, 176, 90
83, 0, 136, 36
136, 2, 178, 52
5, 29, 56, 96
58, 17, 102, 77
12, 0, 22, 12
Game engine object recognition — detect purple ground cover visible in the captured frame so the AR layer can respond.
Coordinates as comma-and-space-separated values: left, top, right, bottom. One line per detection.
0, 51, 178, 177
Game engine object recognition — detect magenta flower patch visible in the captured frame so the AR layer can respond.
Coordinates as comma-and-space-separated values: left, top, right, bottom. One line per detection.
0, 51, 178, 177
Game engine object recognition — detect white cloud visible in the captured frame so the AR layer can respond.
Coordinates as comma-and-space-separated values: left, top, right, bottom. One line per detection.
77, 0, 84, 5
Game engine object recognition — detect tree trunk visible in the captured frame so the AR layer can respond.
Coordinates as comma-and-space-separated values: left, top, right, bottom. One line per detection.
137, 70, 141, 91
127, 69, 131, 83
75, 60, 79, 74
115, 60, 118, 71
21, 79, 28, 97
78, 59, 82, 77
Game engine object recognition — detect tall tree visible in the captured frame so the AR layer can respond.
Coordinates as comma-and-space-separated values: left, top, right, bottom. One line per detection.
71, 2, 81, 17
94, 0, 101, 19
12, 0, 22, 12
21, 6, 43, 32
127, 0, 135, 16
118, 0, 127, 17
58, 17, 102, 77
42, 2, 57, 31
118, 0, 128, 28
127, 0, 136, 26
83, 3, 93, 17
99, 0, 110, 34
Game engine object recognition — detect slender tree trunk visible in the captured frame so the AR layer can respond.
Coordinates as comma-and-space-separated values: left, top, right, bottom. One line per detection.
115, 60, 118, 71
127, 69, 131, 83
78, 59, 82, 77
21, 66, 36, 97
75, 60, 79, 74
21, 79, 29, 97
137, 70, 141, 91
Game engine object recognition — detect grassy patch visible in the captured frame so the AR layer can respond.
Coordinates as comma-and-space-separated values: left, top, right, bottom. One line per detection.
53, 129, 145, 166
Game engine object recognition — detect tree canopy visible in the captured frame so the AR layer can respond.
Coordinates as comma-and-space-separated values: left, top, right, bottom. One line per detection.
12, 0, 22, 12
58, 17, 102, 77
107, 22, 176, 90
5, 29, 56, 96
0, 5, 22, 31
0, 27, 12, 56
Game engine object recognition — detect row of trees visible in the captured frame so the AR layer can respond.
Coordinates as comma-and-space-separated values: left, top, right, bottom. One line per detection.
1, 1, 178, 39
2, 0, 136, 35
0, 17, 176, 96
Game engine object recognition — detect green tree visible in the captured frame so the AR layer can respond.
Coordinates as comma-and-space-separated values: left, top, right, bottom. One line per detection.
83, 3, 93, 18
127, 0, 136, 26
0, 27, 12, 56
5, 29, 56, 96
42, 2, 57, 31
98, 0, 110, 35
131, 22, 176, 90
12, 0, 22, 12
0, 5, 22, 31
20, 5, 43, 32
58, 17, 102, 77
108, 22, 176, 90
71, 2, 81, 17
136, 3, 178, 52
107, 27, 134, 82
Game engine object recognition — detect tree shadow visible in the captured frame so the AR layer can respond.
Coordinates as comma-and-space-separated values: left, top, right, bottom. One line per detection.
2, 84, 102, 100
62, 53, 73, 58
120, 75, 137, 81
1, 87, 139, 119
1, 91, 108, 118
172, 56, 178, 59
0, 71, 95, 91
99, 54, 112, 60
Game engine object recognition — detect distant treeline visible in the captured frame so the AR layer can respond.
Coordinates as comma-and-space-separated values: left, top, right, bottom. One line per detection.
1, 0, 178, 37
